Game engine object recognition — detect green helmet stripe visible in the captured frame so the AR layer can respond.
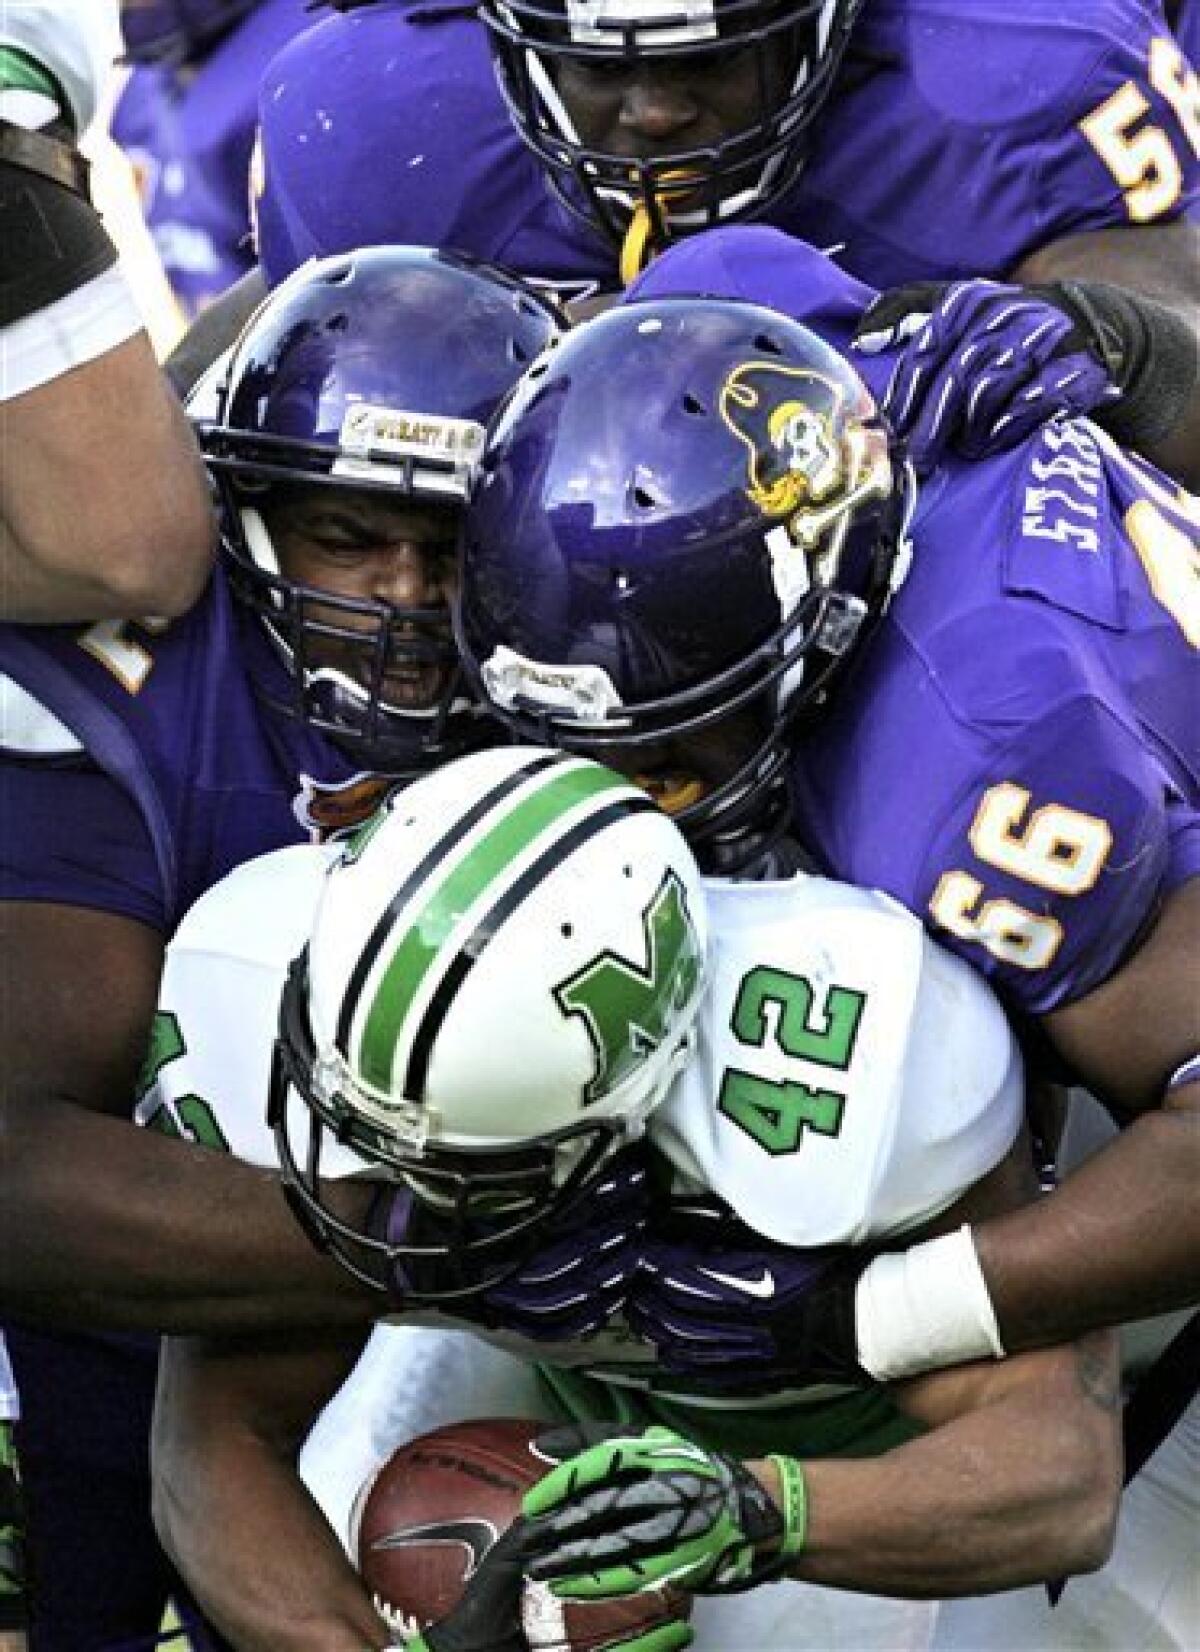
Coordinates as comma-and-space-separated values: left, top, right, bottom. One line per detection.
356, 762, 633, 1092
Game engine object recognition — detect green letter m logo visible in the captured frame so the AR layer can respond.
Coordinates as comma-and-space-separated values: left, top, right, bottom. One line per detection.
554, 870, 703, 1106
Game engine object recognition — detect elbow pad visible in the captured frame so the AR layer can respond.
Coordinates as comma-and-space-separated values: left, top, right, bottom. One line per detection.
0, 120, 117, 327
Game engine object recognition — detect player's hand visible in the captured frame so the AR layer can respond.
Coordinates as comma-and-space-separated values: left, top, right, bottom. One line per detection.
474, 1148, 651, 1342
403, 1515, 530, 1652
852, 278, 1121, 472
522, 1424, 800, 1599
625, 1203, 871, 1388
402, 1498, 693, 1652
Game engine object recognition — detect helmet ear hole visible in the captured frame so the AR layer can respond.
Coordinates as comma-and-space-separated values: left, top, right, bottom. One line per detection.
682, 393, 707, 417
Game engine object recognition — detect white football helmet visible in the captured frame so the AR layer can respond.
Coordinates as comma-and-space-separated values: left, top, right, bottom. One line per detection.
271, 745, 708, 1298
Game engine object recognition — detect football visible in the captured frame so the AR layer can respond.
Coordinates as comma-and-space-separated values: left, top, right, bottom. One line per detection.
353, 1416, 688, 1651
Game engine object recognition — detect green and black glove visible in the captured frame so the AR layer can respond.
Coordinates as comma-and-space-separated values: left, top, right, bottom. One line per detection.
402, 1507, 692, 1651
521, 1424, 806, 1599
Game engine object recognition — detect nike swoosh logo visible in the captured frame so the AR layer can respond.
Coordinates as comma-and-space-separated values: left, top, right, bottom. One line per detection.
696, 1266, 776, 1299
370, 1517, 499, 1580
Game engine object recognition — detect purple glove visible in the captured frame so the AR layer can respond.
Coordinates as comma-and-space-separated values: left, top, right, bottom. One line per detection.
625, 1201, 871, 1390
475, 1148, 650, 1342
853, 278, 1121, 472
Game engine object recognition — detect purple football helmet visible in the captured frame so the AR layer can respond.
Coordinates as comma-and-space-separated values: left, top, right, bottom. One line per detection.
480, 0, 864, 249
196, 245, 563, 776
457, 297, 914, 868
120, 0, 258, 62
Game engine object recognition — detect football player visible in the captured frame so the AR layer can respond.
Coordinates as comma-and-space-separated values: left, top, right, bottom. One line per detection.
145, 747, 1120, 1650
112, 1, 311, 317
0, 245, 560, 1649
230, 0, 1200, 486
448, 266, 1198, 1645
0, 0, 213, 620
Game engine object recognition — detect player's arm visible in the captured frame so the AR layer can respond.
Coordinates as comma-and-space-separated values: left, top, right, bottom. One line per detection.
524, 1330, 1121, 1600
527, 1150, 1122, 1598
1, 331, 216, 621
152, 1328, 391, 1652
975, 873, 1200, 1351
0, 37, 215, 621
0, 899, 376, 1332
1011, 218, 1200, 488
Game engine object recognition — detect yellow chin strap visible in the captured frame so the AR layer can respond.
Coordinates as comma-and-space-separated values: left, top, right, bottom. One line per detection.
618, 170, 699, 286
633, 771, 708, 815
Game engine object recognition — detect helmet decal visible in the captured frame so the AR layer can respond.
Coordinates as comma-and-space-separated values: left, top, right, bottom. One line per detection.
335, 758, 654, 1099
555, 868, 703, 1105
720, 362, 848, 517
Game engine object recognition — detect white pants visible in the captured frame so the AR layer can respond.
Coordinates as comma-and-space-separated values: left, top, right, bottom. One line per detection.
300, 1322, 938, 1652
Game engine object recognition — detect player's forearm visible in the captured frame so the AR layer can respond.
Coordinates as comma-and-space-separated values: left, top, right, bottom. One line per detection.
153, 1414, 389, 1651
153, 1332, 390, 1652
1013, 220, 1200, 488
0, 332, 215, 622
0, 1096, 376, 1332
977, 1086, 1200, 1351
764, 1338, 1120, 1595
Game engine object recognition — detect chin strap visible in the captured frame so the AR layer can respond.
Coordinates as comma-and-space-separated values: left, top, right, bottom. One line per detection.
618, 170, 698, 285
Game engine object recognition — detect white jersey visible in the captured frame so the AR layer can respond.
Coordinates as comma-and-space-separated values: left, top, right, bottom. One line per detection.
0, 0, 121, 133
141, 842, 1022, 1248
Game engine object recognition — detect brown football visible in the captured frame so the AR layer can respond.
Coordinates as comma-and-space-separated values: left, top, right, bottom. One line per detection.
353, 1416, 688, 1651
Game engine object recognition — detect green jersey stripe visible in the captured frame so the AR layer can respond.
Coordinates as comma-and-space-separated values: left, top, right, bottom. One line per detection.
356, 762, 633, 1091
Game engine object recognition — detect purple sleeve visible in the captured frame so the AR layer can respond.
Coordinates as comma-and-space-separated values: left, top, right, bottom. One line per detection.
0, 758, 167, 932
910, 696, 1171, 1014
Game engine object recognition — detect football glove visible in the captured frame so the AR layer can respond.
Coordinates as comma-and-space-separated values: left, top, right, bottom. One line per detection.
476, 1149, 650, 1342
402, 1509, 693, 1651
523, 1424, 805, 1598
625, 1202, 871, 1389
852, 277, 1122, 471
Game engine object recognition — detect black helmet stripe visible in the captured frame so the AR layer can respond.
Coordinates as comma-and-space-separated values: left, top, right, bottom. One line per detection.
403, 792, 660, 1101
334, 751, 568, 1054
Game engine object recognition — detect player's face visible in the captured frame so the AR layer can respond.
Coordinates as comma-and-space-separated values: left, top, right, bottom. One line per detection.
265, 487, 459, 712
551, 47, 795, 193
594, 710, 763, 816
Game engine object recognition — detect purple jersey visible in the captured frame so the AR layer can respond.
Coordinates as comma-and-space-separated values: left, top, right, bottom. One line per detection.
0, 574, 384, 935
634, 226, 1199, 1015
1172, 1, 1199, 67
253, 0, 1200, 295
111, 0, 310, 314
791, 434, 1199, 1014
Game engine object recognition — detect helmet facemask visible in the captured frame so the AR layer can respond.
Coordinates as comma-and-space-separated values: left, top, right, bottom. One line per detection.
482, 0, 865, 256
194, 247, 565, 777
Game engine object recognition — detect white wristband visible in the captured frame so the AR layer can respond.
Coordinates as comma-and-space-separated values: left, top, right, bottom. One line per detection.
855, 1224, 1004, 1382
0, 263, 143, 400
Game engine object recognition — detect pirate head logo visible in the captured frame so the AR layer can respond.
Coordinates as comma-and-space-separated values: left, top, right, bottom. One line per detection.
719, 361, 894, 559
719, 363, 849, 517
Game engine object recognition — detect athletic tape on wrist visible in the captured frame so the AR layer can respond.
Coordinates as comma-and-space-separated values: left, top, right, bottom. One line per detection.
766, 1454, 808, 1561
855, 1224, 1004, 1382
